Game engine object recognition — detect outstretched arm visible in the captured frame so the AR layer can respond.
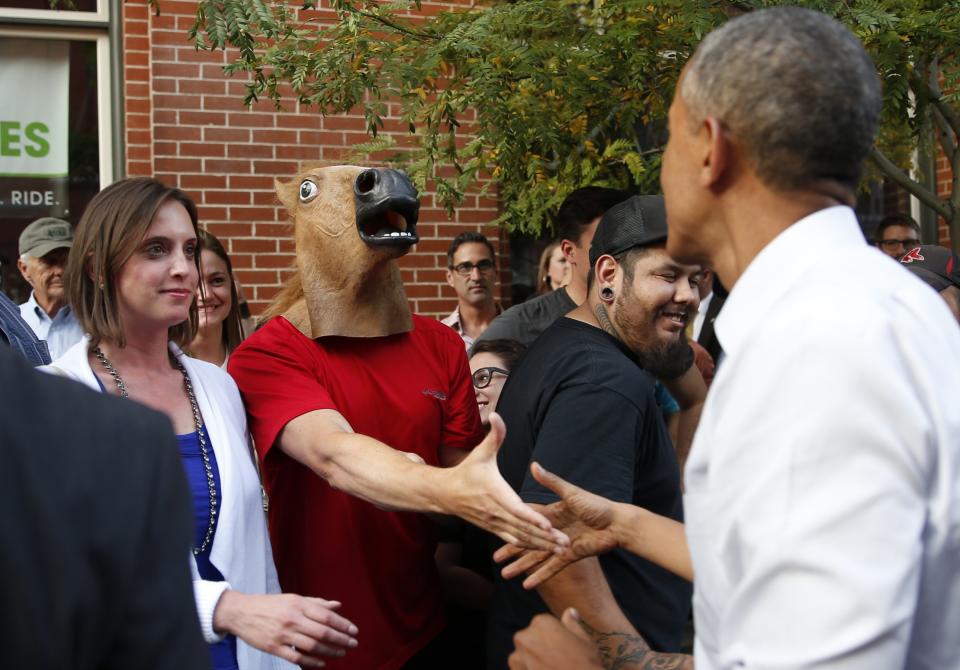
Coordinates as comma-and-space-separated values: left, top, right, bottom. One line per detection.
495, 463, 692, 587
279, 410, 568, 550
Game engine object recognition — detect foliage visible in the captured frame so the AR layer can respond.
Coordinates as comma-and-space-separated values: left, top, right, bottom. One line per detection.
187, 0, 960, 239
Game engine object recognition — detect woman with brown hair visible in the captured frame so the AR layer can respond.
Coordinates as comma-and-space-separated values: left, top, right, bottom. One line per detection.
534, 240, 569, 296
190, 229, 245, 368
44, 177, 358, 670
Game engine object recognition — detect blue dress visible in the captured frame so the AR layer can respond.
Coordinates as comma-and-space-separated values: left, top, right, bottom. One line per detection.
178, 426, 240, 670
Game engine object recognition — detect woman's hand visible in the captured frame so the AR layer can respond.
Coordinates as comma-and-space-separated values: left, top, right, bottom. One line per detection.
213, 591, 358, 667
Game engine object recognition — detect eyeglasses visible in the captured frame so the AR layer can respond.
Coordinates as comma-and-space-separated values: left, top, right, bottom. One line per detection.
450, 259, 495, 277
472, 366, 510, 389
879, 238, 920, 250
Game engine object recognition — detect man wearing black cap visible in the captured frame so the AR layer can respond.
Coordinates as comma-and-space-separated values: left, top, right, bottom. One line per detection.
16, 217, 85, 359
486, 195, 699, 669
900, 245, 960, 325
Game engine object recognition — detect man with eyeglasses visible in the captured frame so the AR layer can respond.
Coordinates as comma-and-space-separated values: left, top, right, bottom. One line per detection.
442, 232, 502, 349
874, 212, 921, 260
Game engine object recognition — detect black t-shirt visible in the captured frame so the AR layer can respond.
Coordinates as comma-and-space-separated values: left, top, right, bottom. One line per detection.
471, 286, 577, 351
487, 317, 691, 669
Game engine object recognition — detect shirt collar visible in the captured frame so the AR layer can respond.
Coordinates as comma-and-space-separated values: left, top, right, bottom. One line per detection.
715, 206, 865, 356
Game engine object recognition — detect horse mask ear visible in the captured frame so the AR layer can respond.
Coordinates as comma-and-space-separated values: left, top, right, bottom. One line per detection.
275, 177, 297, 212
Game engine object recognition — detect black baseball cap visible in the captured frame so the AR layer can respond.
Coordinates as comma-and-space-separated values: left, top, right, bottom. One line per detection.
589, 195, 667, 266
900, 245, 960, 292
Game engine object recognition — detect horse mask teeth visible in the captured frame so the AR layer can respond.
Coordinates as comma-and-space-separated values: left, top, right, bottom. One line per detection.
268, 165, 421, 339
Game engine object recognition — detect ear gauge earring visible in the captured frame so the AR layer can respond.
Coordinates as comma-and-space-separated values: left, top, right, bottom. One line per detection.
600, 287, 615, 301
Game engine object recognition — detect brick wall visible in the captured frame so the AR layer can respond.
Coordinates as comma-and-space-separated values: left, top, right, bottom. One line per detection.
935, 148, 954, 247
122, 0, 506, 318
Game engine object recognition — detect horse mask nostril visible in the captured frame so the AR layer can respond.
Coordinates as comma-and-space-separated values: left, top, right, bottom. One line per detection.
356, 169, 379, 195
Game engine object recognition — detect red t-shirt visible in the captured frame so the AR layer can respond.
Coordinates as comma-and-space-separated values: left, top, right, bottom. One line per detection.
228, 315, 483, 670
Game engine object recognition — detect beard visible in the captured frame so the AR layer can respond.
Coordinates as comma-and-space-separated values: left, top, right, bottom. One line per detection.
612, 284, 694, 380
635, 336, 694, 380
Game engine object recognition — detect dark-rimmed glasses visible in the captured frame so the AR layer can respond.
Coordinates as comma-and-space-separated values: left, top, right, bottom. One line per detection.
450, 259, 495, 277
472, 366, 509, 389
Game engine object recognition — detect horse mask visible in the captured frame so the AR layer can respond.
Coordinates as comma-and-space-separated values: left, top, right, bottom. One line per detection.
268, 165, 421, 338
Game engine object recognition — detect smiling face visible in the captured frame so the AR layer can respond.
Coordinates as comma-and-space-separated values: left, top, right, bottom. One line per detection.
611, 246, 701, 364
469, 351, 510, 426
115, 199, 199, 334
196, 248, 233, 332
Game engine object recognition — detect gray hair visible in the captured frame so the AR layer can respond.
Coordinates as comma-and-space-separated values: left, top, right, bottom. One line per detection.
681, 7, 881, 192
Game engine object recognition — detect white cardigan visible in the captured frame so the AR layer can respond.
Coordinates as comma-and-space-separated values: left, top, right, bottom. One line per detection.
44, 340, 295, 670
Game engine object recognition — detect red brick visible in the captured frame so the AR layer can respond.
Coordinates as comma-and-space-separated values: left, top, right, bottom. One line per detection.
253, 160, 299, 175
251, 129, 298, 144
180, 141, 226, 157
230, 238, 278, 253
227, 112, 277, 128
154, 63, 201, 78
229, 175, 273, 189
126, 113, 151, 130
156, 157, 203, 172
405, 284, 441, 298
154, 94, 202, 110
153, 78, 177, 93
235, 270, 280, 285
180, 174, 228, 189
205, 128, 251, 143
154, 110, 177, 124
179, 79, 227, 95
228, 144, 275, 159
127, 129, 152, 145
196, 206, 228, 221
230, 206, 277, 221
276, 145, 323, 160
127, 161, 153, 176
156, 126, 202, 141
127, 98, 151, 115
179, 111, 226, 126
153, 141, 177, 155
206, 223, 254, 237
203, 159, 252, 173
205, 190, 252, 205
126, 52, 150, 67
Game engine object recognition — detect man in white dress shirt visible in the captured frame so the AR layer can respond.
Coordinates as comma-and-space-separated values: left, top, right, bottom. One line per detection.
17, 217, 85, 360
506, 7, 960, 670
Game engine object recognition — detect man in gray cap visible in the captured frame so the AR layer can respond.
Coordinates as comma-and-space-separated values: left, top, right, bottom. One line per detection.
487, 195, 702, 669
900, 244, 960, 325
16, 217, 85, 359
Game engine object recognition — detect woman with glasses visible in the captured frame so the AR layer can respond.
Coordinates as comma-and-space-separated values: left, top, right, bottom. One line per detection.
45, 178, 358, 670
469, 339, 527, 427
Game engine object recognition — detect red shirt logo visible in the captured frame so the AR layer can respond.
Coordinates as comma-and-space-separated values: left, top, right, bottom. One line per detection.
901, 247, 924, 264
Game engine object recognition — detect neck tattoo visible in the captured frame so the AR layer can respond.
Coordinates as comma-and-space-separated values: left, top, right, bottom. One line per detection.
594, 303, 619, 339
92, 346, 218, 556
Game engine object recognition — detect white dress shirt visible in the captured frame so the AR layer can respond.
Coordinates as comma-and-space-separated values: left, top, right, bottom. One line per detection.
684, 206, 960, 670
692, 290, 713, 341
19, 292, 85, 360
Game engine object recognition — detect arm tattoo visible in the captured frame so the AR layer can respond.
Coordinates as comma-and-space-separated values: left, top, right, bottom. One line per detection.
594, 303, 619, 339
577, 618, 693, 670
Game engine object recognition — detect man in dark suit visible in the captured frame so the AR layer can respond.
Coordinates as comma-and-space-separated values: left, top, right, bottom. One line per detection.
0, 346, 208, 670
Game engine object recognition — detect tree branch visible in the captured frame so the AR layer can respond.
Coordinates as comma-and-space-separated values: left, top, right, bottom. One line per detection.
870, 146, 951, 221
933, 106, 957, 163
910, 70, 960, 137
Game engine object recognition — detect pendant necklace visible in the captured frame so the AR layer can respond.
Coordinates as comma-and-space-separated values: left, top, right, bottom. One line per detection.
93, 346, 218, 556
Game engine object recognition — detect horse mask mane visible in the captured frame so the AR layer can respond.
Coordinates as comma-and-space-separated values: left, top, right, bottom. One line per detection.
265, 165, 421, 338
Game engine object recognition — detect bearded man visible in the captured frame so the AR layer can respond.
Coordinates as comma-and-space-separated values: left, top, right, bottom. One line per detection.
486, 195, 697, 669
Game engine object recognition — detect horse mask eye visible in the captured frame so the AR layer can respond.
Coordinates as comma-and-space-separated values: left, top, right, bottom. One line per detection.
299, 180, 318, 202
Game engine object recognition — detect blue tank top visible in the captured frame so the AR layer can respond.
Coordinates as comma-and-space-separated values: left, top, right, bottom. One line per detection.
177, 426, 239, 670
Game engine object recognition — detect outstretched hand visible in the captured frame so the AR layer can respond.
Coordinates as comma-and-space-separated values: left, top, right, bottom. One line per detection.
494, 462, 620, 589
509, 608, 603, 670
213, 591, 358, 668
446, 413, 569, 552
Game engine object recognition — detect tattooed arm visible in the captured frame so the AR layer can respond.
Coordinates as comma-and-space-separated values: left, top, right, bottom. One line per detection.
576, 617, 693, 670
509, 608, 693, 670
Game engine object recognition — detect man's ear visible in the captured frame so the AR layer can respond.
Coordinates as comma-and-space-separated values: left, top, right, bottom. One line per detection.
16, 258, 33, 285
560, 239, 578, 264
445, 268, 456, 288
701, 116, 729, 189
595, 255, 618, 289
